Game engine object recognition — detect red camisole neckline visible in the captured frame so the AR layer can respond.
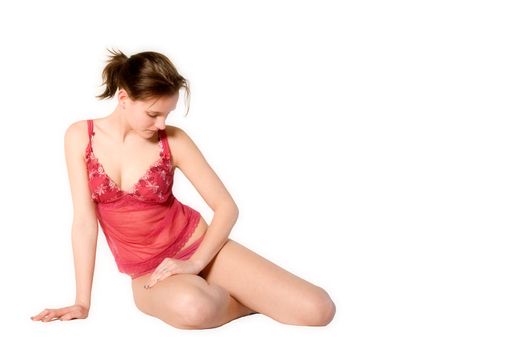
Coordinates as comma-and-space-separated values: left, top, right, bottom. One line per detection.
84, 119, 174, 204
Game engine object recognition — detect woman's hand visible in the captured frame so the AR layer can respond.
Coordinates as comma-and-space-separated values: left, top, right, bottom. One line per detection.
144, 258, 204, 289
30, 304, 89, 322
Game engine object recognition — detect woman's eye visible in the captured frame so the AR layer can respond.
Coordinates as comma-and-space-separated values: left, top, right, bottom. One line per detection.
147, 114, 157, 118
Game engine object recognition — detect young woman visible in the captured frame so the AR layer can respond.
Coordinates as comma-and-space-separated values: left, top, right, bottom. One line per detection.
30, 49, 336, 329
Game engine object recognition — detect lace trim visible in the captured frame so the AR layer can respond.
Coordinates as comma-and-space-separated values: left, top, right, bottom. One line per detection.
84, 123, 173, 202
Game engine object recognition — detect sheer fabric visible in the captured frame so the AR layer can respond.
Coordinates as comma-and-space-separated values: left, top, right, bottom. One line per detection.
84, 119, 203, 279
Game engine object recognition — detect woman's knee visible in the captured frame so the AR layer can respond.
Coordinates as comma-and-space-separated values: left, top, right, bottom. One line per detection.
169, 289, 220, 329
136, 283, 220, 329
294, 286, 336, 326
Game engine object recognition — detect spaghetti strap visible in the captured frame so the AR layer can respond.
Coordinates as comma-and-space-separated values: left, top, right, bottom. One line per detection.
158, 129, 171, 160
87, 119, 93, 136
86, 119, 94, 152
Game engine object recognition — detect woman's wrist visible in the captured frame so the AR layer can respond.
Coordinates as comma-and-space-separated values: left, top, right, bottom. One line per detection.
189, 258, 208, 274
75, 299, 91, 310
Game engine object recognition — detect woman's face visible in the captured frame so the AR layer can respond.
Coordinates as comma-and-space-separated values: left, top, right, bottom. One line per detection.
124, 92, 179, 138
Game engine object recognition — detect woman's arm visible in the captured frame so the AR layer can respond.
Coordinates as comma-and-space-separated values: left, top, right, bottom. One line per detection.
31, 121, 98, 322
71, 222, 98, 309
64, 121, 99, 310
171, 126, 239, 269
190, 204, 239, 270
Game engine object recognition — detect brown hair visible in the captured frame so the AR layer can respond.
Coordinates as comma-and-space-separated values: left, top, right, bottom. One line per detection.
96, 48, 191, 117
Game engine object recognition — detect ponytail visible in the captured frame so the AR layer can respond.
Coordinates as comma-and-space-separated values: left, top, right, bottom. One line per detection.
96, 48, 128, 100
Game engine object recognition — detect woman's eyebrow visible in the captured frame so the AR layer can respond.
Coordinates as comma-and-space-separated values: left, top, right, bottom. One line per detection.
147, 108, 175, 114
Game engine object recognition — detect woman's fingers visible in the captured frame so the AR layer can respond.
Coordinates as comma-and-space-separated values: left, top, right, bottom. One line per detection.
143, 259, 202, 289
144, 272, 164, 289
144, 260, 175, 289
31, 309, 51, 321
31, 308, 64, 322
32, 305, 88, 322
40, 311, 57, 322
145, 269, 170, 289
33, 309, 49, 318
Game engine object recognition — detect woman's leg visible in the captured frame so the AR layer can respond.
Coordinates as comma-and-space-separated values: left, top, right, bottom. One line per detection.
199, 239, 336, 326
131, 238, 335, 329
131, 273, 254, 329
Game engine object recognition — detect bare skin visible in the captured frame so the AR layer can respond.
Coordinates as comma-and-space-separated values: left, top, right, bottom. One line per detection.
131, 227, 336, 328
30, 90, 336, 328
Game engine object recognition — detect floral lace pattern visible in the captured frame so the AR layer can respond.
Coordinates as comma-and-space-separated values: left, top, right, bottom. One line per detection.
84, 121, 174, 204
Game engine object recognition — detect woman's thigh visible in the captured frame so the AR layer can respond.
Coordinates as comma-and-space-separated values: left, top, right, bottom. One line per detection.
131, 273, 219, 326
198, 239, 336, 325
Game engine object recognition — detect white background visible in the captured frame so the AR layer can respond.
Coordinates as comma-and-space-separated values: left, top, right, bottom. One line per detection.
1, 0, 523, 349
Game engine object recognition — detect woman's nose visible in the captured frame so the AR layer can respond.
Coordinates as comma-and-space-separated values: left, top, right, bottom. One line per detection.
155, 118, 166, 130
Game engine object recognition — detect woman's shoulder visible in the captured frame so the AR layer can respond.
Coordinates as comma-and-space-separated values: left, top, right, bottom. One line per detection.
164, 124, 197, 139
163, 125, 197, 167
163, 124, 197, 148
64, 119, 87, 140
64, 119, 96, 157
65, 119, 88, 136
65, 117, 105, 136
163, 124, 181, 137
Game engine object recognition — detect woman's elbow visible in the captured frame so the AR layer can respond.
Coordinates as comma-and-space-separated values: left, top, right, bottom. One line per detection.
215, 202, 239, 216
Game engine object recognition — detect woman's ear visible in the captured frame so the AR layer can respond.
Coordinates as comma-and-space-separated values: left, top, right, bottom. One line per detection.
117, 88, 129, 109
